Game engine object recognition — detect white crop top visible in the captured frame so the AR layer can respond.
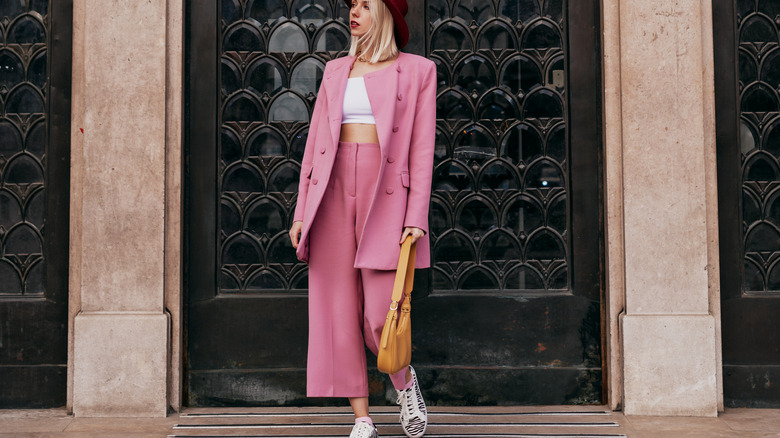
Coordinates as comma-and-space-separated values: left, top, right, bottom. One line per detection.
341, 77, 376, 124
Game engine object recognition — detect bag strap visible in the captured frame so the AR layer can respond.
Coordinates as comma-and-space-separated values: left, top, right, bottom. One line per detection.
390, 235, 417, 309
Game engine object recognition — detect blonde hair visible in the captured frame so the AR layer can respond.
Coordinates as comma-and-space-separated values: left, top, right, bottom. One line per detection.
348, 0, 399, 63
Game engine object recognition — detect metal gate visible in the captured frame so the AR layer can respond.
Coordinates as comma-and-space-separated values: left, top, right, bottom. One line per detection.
715, 0, 780, 408
186, 0, 602, 406
0, 0, 71, 408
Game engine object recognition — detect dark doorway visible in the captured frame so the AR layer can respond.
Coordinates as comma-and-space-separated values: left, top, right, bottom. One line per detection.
185, 0, 602, 406
0, 0, 71, 408
715, 0, 780, 408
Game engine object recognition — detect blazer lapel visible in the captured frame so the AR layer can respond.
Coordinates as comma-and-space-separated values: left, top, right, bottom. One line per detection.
323, 57, 353, 150
363, 57, 400, 158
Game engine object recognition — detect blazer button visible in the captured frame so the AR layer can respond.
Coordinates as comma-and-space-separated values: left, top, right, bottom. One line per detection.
397, 93, 403, 101
396, 65, 402, 72
386, 187, 394, 194
387, 156, 395, 163
392, 126, 399, 133
312, 178, 318, 185
320, 147, 326, 154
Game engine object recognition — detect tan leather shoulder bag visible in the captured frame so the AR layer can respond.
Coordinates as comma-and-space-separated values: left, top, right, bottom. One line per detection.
377, 235, 416, 374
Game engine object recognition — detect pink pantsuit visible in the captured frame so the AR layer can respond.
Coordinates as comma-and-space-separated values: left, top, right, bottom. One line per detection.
294, 53, 437, 397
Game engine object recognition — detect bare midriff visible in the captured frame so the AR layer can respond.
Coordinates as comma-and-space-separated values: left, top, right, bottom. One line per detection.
339, 123, 380, 143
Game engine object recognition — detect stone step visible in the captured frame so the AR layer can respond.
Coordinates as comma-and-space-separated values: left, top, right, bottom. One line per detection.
168, 407, 628, 438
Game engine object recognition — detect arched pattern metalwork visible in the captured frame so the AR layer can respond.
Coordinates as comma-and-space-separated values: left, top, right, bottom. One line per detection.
428, 0, 568, 292
738, 2, 780, 293
189, 0, 602, 407
0, 3, 48, 296
218, 0, 349, 293
218, 0, 569, 294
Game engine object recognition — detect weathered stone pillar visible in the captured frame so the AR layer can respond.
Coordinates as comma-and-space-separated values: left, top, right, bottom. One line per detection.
603, 0, 722, 415
69, 0, 169, 416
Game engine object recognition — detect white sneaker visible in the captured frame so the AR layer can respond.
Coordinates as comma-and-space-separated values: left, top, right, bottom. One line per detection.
396, 365, 427, 438
349, 421, 378, 438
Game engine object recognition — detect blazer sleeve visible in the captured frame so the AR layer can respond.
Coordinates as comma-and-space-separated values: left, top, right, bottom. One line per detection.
403, 60, 437, 233
293, 83, 328, 222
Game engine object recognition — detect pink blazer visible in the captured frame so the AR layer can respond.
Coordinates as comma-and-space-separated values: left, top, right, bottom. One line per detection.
293, 52, 436, 270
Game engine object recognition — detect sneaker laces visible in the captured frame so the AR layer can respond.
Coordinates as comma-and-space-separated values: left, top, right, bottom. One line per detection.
349, 422, 377, 438
397, 367, 427, 438
397, 388, 426, 421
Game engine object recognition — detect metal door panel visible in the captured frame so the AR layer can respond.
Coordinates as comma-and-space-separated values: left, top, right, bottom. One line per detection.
0, 0, 71, 408
186, 0, 602, 406
715, 0, 780, 407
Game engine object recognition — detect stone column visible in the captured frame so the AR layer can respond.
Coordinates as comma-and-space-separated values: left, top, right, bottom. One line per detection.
69, 0, 169, 417
165, 0, 184, 413
605, 0, 722, 415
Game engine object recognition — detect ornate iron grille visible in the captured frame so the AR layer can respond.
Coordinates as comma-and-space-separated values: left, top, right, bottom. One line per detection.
738, 1, 780, 293
218, 0, 570, 294
0, 2, 48, 296
218, 0, 350, 292
428, 0, 569, 292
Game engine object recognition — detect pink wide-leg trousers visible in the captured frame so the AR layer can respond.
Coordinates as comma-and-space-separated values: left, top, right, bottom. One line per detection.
307, 141, 408, 398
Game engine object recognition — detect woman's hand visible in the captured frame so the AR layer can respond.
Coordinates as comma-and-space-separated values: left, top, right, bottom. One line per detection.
400, 227, 425, 244
289, 221, 303, 249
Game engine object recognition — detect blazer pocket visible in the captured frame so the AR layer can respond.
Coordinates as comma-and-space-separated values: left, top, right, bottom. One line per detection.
400, 171, 410, 188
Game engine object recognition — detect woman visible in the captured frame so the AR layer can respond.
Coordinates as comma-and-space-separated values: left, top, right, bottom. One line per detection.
288, 0, 435, 437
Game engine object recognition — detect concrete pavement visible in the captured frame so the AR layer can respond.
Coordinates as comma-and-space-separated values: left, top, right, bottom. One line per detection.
0, 406, 779, 437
